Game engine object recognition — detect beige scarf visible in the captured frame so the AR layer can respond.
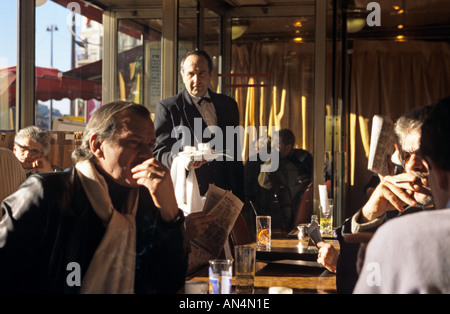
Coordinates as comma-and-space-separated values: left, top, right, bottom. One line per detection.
76, 160, 138, 294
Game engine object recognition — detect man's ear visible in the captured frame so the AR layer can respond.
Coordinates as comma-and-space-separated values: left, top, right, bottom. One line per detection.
89, 134, 103, 159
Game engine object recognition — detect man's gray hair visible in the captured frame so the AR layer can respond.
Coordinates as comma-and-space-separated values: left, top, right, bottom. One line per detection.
14, 126, 51, 156
394, 105, 433, 148
72, 100, 151, 163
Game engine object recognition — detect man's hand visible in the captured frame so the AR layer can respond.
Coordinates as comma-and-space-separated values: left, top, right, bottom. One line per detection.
360, 172, 420, 223
316, 241, 338, 273
131, 158, 179, 222
32, 157, 54, 173
185, 212, 215, 240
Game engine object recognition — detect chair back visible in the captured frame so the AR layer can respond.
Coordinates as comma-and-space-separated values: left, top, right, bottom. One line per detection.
229, 212, 252, 256
295, 182, 313, 225
0, 148, 26, 211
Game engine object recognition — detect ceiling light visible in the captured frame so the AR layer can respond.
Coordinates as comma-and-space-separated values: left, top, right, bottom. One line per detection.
347, 17, 366, 33
397, 24, 404, 29
231, 19, 250, 40
232, 25, 248, 40
293, 37, 303, 43
395, 35, 407, 42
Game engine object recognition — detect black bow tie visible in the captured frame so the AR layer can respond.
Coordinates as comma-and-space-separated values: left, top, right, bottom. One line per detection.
199, 97, 212, 105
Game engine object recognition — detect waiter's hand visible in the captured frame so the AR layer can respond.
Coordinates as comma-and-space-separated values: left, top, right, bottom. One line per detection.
184, 156, 207, 170
132, 158, 179, 222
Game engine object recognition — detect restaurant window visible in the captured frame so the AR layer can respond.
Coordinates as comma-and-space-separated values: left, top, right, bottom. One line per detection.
117, 17, 162, 111
35, 0, 103, 130
177, 1, 221, 94
0, 0, 17, 131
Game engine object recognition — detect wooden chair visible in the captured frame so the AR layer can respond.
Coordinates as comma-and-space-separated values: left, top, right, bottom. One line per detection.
0, 148, 26, 218
228, 212, 252, 257
295, 182, 313, 225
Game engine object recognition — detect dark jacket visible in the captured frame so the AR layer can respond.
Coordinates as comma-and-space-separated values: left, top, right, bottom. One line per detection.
0, 168, 188, 294
266, 149, 313, 231
153, 89, 244, 199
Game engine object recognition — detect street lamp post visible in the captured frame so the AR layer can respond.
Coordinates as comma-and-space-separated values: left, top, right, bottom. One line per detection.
46, 24, 58, 129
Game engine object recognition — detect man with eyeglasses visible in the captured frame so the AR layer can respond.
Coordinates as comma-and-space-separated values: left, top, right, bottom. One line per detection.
13, 126, 62, 176
354, 97, 450, 294
319, 105, 436, 293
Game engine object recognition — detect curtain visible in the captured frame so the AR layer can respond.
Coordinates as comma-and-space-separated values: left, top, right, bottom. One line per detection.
231, 42, 315, 162
348, 40, 450, 215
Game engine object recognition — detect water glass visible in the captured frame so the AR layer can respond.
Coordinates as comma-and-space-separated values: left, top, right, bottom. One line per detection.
208, 259, 233, 294
234, 244, 256, 294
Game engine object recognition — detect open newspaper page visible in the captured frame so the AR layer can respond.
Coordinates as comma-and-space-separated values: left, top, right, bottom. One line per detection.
188, 184, 244, 274
367, 115, 395, 176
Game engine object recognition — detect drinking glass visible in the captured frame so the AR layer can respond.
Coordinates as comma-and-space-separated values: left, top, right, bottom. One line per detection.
234, 244, 256, 294
320, 199, 333, 235
256, 216, 271, 251
208, 259, 233, 294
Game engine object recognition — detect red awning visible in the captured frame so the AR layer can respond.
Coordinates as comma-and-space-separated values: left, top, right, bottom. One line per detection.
0, 66, 102, 107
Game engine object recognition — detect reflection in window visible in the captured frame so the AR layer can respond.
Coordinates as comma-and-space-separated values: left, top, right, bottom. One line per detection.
178, 1, 220, 94
0, 0, 17, 131
230, 16, 315, 161
35, 0, 103, 130
117, 19, 162, 111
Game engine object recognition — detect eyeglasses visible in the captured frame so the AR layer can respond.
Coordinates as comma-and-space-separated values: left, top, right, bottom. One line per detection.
399, 147, 420, 167
14, 141, 43, 158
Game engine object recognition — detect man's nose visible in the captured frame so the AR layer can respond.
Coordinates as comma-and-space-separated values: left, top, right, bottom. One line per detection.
23, 150, 32, 159
405, 153, 426, 172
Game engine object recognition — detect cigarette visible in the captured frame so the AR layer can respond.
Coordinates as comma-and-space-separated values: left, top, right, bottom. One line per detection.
395, 180, 414, 184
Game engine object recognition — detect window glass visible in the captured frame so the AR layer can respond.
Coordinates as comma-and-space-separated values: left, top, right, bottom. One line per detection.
35, 0, 103, 129
117, 18, 162, 112
0, 0, 17, 131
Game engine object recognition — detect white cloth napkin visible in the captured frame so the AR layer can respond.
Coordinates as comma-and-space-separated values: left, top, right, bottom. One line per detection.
75, 160, 138, 294
170, 155, 203, 216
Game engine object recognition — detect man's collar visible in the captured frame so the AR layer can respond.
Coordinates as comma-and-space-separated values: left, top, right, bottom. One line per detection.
189, 90, 211, 105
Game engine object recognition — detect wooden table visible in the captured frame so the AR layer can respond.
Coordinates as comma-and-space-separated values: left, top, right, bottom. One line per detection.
185, 237, 339, 294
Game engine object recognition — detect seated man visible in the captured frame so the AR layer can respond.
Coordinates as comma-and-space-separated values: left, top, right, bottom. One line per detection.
354, 96, 450, 293
258, 129, 312, 232
0, 101, 188, 293
13, 126, 63, 176
317, 105, 435, 290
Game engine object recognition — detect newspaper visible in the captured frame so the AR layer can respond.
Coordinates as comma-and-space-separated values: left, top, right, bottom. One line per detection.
188, 184, 244, 274
367, 115, 395, 176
